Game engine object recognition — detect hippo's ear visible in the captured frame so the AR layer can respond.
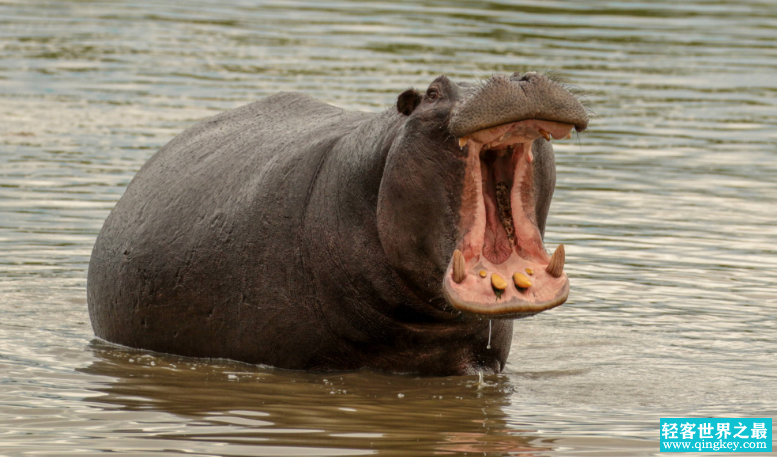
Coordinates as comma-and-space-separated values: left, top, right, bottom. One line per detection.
397, 89, 421, 115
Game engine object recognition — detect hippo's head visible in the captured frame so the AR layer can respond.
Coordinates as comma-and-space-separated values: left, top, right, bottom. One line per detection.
376, 72, 587, 319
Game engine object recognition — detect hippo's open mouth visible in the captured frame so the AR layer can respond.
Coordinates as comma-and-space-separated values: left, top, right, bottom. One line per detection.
443, 119, 571, 318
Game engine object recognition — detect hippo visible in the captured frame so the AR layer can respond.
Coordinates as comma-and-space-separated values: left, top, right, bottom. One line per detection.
87, 71, 588, 376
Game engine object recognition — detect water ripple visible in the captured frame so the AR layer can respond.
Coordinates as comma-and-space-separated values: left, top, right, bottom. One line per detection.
1, 0, 776, 455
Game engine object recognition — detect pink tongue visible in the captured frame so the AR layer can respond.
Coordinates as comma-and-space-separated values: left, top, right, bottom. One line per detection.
482, 217, 511, 263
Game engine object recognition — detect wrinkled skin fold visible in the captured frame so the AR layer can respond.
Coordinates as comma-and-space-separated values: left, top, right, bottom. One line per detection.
88, 72, 588, 376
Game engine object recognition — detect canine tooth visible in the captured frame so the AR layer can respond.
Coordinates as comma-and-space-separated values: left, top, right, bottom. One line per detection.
539, 129, 551, 141
546, 244, 565, 278
491, 273, 507, 291
565, 132, 572, 140
525, 268, 533, 275
479, 270, 487, 278
513, 272, 532, 289
452, 250, 466, 283
458, 137, 469, 148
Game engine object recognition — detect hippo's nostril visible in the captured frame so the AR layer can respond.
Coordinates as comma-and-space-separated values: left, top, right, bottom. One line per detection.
509, 72, 533, 82
508, 72, 535, 82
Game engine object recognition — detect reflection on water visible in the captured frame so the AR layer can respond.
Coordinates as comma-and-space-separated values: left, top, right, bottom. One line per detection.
1, 0, 776, 455
79, 341, 545, 456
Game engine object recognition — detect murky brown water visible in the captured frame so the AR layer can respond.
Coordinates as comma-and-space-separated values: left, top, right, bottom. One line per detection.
1, 0, 776, 455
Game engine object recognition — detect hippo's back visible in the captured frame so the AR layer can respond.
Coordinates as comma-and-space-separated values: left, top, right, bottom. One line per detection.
87, 93, 370, 365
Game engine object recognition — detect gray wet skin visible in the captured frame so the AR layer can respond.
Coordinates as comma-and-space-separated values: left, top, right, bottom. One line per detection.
88, 72, 588, 376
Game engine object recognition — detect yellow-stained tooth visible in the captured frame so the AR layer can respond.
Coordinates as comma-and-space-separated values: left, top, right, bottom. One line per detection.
539, 129, 551, 141
525, 268, 533, 275
546, 244, 565, 278
491, 273, 507, 291
565, 132, 572, 140
458, 137, 468, 148
479, 270, 487, 278
513, 272, 532, 289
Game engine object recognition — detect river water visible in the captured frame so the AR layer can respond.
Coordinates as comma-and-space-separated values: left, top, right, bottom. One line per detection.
1, 1, 776, 455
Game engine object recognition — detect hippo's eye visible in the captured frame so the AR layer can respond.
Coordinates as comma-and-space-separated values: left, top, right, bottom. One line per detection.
426, 88, 439, 101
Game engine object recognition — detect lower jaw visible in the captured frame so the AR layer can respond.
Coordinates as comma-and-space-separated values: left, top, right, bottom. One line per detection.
443, 275, 569, 319
443, 246, 569, 318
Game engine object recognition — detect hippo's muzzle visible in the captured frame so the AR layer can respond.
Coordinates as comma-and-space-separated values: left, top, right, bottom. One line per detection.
443, 72, 587, 318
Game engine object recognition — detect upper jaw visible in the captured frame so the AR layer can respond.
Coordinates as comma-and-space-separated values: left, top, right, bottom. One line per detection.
449, 72, 589, 139
457, 119, 575, 151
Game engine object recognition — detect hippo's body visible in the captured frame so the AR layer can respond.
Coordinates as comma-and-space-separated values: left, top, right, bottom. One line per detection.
88, 73, 588, 375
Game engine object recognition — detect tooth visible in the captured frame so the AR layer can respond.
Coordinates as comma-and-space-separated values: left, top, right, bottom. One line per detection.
458, 137, 468, 148
491, 273, 507, 291
546, 244, 565, 278
452, 250, 466, 283
513, 272, 532, 289
479, 270, 487, 278
526, 149, 534, 163
565, 132, 572, 140
539, 129, 551, 141
525, 268, 533, 275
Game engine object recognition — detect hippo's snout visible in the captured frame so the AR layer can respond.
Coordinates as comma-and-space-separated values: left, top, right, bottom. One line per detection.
437, 71, 587, 318
449, 72, 588, 138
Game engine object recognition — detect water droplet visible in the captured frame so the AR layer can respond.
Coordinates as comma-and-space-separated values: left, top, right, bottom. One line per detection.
487, 320, 492, 349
